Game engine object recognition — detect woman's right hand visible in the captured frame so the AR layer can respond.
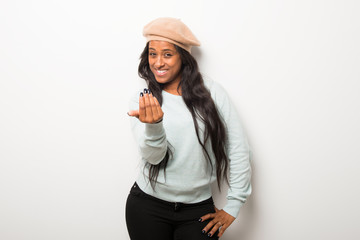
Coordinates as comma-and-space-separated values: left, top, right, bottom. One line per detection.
128, 89, 164, 124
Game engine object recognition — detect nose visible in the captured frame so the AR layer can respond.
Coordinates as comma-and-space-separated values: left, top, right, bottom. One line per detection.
154, 55, 165, 68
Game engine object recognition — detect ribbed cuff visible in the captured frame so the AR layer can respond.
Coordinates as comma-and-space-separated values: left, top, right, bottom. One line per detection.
223, 198, 244, 218
145, 121, 165, 137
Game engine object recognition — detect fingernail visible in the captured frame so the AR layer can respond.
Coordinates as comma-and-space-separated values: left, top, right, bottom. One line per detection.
198, 218, 202, 222
208, 233, 212, 237
148, 89, 151, 94
202, 230, 205, 234
140, 92, 143, 97
144, 88, 148, 94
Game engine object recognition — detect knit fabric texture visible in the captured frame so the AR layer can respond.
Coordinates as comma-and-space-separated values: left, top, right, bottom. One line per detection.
143, 17, 200, 53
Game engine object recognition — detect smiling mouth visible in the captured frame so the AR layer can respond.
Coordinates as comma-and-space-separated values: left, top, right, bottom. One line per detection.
156, 70, 168, 76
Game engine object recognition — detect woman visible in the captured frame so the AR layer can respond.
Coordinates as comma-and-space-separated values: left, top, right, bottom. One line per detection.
126, 17, 251, 239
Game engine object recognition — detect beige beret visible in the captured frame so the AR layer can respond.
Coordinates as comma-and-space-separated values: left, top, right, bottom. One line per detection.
143, 17, 200, 53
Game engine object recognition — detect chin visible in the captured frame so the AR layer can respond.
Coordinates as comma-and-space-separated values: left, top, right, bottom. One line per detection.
155, 78, 170, 85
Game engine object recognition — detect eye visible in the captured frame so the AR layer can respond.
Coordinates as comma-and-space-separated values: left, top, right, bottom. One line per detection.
149, 52, 156, 56
164, 53, 173, 57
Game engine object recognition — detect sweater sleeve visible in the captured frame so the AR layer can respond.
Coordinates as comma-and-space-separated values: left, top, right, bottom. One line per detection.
209, 81, 252, 218
129, 92, 168, 165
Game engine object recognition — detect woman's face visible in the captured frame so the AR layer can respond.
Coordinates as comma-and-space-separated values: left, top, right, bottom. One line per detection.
148, 41, 182, 91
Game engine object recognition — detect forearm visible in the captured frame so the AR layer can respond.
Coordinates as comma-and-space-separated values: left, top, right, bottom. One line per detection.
131, 117, 168, 165
139, 121, 168, 165
224, 149, 252, 218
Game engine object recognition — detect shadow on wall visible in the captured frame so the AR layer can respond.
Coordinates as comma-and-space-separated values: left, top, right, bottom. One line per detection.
211, 157, 257, 240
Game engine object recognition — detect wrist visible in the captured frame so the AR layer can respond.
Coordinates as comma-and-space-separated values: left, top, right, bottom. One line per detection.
154, 118, 163, 124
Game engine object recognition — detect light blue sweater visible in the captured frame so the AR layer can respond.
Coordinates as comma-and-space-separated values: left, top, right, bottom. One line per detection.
129, 79, 252, 218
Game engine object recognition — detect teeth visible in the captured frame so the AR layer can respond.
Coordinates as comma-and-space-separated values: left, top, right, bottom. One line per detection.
157, 70, 167, 73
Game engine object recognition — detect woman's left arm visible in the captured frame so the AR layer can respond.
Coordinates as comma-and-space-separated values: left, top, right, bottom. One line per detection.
200, 81, 252, 238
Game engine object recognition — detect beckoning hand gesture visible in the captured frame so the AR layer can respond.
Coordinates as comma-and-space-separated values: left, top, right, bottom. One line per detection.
128, 89, 164, 123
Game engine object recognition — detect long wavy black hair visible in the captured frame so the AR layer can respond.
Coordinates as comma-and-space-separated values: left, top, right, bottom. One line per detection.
138, 42, 229, 190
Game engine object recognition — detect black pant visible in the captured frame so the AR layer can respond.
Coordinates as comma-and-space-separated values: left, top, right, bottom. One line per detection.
125, 182, 219, 240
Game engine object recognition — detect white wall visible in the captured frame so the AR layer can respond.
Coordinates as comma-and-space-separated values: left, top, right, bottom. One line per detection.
1, 0, 359, 239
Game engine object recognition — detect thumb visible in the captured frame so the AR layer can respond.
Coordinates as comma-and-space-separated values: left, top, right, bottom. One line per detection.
127, 110, 139, 118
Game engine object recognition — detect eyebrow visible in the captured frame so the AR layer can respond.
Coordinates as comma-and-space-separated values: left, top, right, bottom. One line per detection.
149, 48, 175, 52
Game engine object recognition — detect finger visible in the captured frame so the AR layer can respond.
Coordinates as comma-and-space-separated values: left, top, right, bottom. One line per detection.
200, 209, 236, 238
149, 93, 159, 120
153, 95, 164, 119
199, 212, 214, 221
207, 221, 223, 238
217, 223, 229, 238
202, 218, 218, 237
138, 92, 145, 122
153, 95, 160, 107
143, 91, 153, 122
200, 212, 216, 232
127, 110, 139, 118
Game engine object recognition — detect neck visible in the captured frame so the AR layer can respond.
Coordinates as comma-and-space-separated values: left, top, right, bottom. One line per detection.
163, 76, 181, 95
164, 87, 181, 95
